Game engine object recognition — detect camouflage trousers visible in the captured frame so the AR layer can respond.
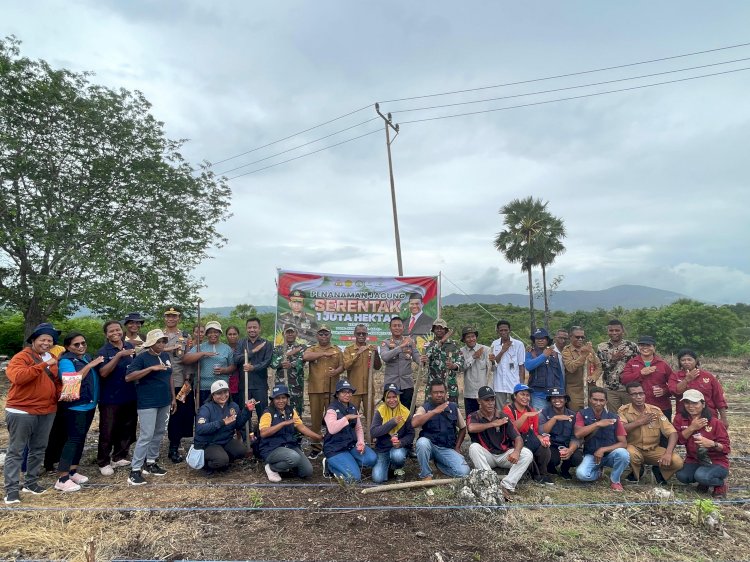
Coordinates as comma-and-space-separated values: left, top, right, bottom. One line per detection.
275, 369, 305, 416
425, 371, 459, 403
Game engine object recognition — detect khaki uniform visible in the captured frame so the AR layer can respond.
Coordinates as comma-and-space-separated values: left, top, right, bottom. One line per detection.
562, 345, 602, 411
342, 344, 376, 410
618, 403, 684, 481
306, 344, 343, 451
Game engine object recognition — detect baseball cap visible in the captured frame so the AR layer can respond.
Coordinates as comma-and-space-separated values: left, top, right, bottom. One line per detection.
477, 386, 495, 400
682, 389, 705, 403
210, 380, 229, 394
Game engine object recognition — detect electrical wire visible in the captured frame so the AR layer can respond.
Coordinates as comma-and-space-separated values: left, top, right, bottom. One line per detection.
398, 66, 750, 125
213, 116, 379, 176
226, 128, 380, 180
378, 41, 750, 104
208, 104, 372, 167
388, 57, 750, 114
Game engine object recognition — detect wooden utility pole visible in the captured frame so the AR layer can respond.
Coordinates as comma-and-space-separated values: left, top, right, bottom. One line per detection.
375, 103, 403, 276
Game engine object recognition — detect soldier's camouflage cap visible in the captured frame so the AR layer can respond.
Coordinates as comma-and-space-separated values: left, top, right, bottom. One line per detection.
283, 324, 297, 333
289, 290, 305, 301
431, 318, 449, 330
317, 324, 332, 333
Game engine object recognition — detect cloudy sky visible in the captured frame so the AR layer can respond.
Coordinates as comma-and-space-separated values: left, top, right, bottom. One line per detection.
5, 1, 750, 306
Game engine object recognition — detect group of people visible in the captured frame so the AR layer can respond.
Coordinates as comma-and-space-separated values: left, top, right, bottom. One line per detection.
2, 310, 732, 505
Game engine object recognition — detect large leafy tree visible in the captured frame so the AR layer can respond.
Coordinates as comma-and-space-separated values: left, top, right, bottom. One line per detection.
493, 196, 565, 333
0, 37, 231, 336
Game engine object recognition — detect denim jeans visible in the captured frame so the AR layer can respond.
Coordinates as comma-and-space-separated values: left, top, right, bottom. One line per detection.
415, 436, 470, 479
676, 463, 728, 487
326, 446, 377, 482
4, 412, 55, 495
372, 447, 408, 483
576, 448, 631, 483
531, 391, 547, 411
132, 406, 170, 470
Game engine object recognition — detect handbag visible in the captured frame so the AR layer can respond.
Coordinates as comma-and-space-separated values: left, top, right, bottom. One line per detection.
186, 445, 204, 469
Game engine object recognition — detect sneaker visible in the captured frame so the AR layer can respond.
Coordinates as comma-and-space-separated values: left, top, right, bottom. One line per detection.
69, 473, 89, 485
541, 475, 555, 485
322, 458, 332, 478
307, 449, 322, 460
54, 479, 81, 492
99, 465, 115, 476
560, 471, 573, 480
168, 448, 184, 464
712, 484, 727, 498
142, 462, 167, 476
111, 459, 131, 468
4, 491, 20, 504
127, 471, 147, 486
264, 464, 282, 483
21, 483, 46, 495
610, 482, 624, 492
421, 475, 433, 482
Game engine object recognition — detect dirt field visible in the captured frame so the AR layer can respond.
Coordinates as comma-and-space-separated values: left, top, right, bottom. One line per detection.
0, 357, 748, 562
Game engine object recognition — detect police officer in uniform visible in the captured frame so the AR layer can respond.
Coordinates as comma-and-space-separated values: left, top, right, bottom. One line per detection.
162, 306, 193, 463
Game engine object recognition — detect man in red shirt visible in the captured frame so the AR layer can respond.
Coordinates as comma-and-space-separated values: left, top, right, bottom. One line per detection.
574, 387, 630, 491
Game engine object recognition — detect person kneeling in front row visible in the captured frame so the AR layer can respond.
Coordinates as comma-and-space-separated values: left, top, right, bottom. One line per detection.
468, 386, 533, 499
412, 381, 471, 481
322, 379, 377, 482
258, 384, 321, 482
370, 383, 415, 483
194, 380, 255, 474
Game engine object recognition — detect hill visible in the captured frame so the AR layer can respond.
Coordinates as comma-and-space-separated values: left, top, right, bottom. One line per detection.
442, 284, 686, 312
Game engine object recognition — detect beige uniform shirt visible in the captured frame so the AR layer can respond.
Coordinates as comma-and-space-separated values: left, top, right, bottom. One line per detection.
307, 344, 343, 394
618, 403, 676, 451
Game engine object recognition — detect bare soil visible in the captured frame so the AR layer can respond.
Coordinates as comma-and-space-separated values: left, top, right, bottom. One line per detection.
0, 358, 748, 562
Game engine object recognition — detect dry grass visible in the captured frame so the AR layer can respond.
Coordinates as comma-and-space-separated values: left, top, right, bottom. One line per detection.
0, 357, 748, 561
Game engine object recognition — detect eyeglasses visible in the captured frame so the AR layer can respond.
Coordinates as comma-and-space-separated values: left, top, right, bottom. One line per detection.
629, 392, 645, 397
71, 342, 87, 348
573, 336, 586, 339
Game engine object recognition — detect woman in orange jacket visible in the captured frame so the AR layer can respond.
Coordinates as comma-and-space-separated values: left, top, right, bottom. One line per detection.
3, 323, 63, 505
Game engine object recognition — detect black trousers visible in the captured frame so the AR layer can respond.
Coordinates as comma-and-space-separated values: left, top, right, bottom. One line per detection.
43, 409, 68, 471
97, 401, 138, 467
547, 446, 584, 475
168, 389, 195, 447
58, 408, 96, 473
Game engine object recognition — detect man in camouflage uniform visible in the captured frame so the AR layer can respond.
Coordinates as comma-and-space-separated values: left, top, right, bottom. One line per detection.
270, 325, 307, 415
420, 318, 465, 403
596, 319, 639, 412
278, 290, 319, 345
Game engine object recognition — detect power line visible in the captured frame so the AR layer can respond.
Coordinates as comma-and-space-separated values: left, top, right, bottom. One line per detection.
399, 66, 750, 125
389, 57, 750, 114
213, 116, 379, 176
205, 41, 750, 173
227, 128, 380, 180
222, 58, 750, 179
378, 41, 750, 104
207, 103, 372, 167
226, 66, 749, 179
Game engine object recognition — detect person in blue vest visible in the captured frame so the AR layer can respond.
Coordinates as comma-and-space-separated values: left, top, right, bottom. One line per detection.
194, 380, 256, 474
258, 384, 322, 482
525, 328, 565, 411
412, 381, 471, 481
370, 383, 415, 483
539, 387, 582, 479
574, 386, 630, 491
54, 332, 104, 492
322, 379, 377, 482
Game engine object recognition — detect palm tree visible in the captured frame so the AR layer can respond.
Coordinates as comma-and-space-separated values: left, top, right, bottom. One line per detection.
494, 197, 566, 333
536, 216, 566, 332
494, 197, 546, 332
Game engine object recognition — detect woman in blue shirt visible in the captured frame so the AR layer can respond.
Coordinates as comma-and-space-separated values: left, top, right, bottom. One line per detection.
55, 332, 104, 492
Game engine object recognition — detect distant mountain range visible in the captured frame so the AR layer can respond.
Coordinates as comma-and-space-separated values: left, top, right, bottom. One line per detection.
442, 284, 687, 312
202, 306, 276, 316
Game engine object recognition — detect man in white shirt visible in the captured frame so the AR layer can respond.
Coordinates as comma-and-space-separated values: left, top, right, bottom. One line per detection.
489, 320, 526, 408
